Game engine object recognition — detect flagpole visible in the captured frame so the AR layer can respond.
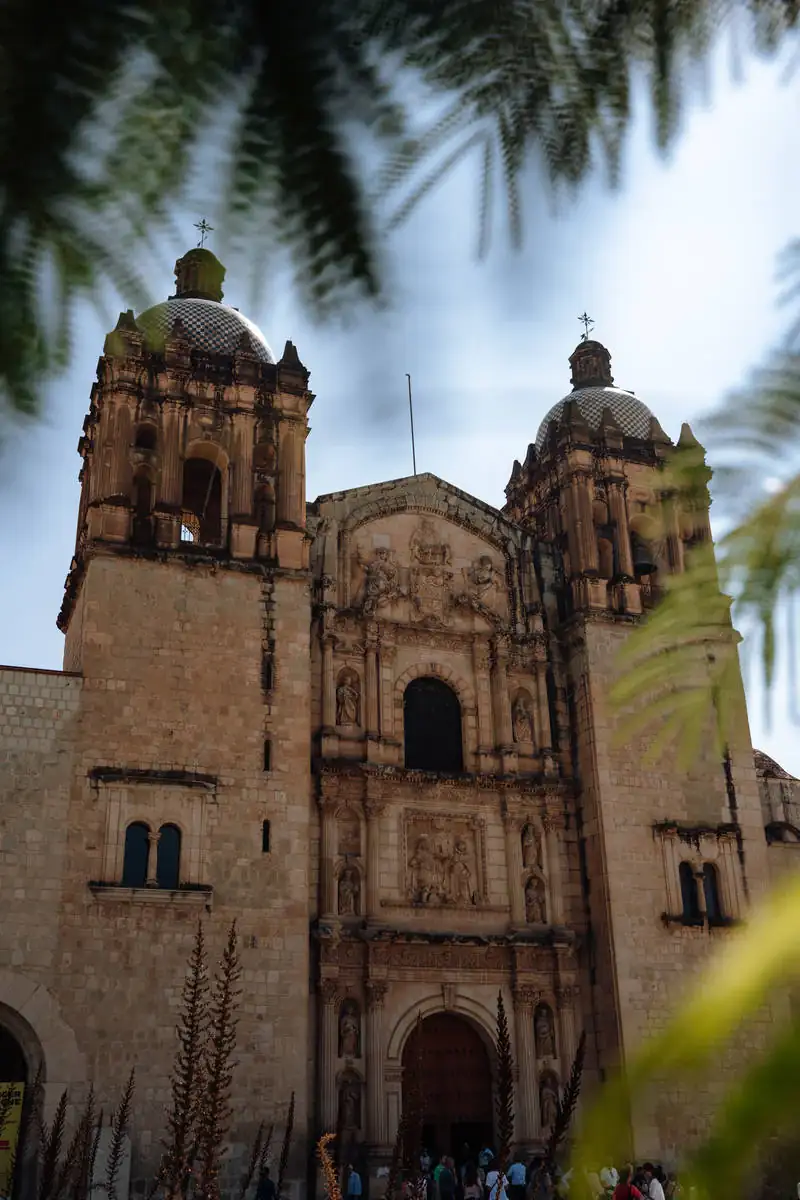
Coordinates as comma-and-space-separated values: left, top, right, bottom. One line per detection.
406, 373, 417, 477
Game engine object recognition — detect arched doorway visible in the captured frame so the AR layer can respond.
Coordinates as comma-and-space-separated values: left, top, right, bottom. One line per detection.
0, 1024, 29, 1198
402, 1013, 493, 1163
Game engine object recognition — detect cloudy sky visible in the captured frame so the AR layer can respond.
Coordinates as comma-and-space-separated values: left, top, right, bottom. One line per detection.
1, 44, 799, 771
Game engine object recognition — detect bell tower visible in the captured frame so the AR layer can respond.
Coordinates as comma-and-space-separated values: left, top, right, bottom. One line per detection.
504, 339, 769, 1161
52, 247, 314, 1181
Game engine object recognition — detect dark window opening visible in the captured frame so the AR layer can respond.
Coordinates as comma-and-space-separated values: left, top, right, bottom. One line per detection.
703, 862, 723, 923
262, 820, 271, 853
132, 470, 154, 546
263, 739, 272, 771
135, 424, 157, 451
404, 677, 463, 773
262, 655, 274, 692
121, 822, 149, 887
156, 823, 181, 889
679, 861, 701, 923
181, 458, 222, 545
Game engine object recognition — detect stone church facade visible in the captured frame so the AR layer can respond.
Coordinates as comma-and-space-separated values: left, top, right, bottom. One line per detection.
1, 247, 798, 1194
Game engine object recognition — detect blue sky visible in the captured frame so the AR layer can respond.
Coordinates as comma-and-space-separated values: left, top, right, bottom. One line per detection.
1, 46, 798, 771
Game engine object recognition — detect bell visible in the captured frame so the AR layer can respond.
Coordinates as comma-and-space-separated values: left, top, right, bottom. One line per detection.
631, 532, 657, 577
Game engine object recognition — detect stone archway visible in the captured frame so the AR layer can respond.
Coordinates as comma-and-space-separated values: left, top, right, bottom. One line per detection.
402, 1012, 493, 1164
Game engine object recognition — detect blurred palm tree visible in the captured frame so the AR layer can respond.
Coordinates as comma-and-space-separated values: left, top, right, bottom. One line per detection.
2, 0, 798, 419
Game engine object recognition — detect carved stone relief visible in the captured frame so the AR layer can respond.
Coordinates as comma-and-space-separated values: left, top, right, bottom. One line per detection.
539, 1073, 559, 1130
404, 811, 485, 906
337, 809, 361, 857
409, 518, 454, 627
534, 1004, 556, 1059
512, 691, 535, 745
521, 823, 543, 871
356, 546, 401, 614
338, 865, 361, 916
339, 1071, 362, 1130
525, 874, 547, 924
338, 998, 361, 1058
336, 668, 361, 727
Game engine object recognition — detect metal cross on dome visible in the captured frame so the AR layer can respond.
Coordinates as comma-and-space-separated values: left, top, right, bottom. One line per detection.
578, 311, 594, 341
194, 218, 214, 248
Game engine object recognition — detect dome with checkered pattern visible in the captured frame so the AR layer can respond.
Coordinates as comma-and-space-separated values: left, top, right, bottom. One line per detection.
535, 338, 654, 450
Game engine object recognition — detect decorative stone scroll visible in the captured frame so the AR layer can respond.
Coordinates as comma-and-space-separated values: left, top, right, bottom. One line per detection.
404, 810, 486, 906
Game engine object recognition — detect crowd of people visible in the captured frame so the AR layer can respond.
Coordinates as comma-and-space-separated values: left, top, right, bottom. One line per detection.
380, 1147, 680, 1200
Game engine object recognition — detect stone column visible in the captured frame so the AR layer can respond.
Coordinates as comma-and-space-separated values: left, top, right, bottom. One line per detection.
365, 982, 389, 1144
365, 625, 380, 739
277, 419, 304, 526
319, 797, 337, 916
607, 479, 634, 577
160, 403, 183, 508
322, 636, 336, 730
491, 636, 513, 749
543, 817, 564, 924
556, 986, 579, 1077
145, 831, 161, 887
572, 472, 598, 573
513, 987, 540, 1141
319, 981, 341, 1131
364, 800, 385, 922
231, 413, 254, 516
503, 813, 525, 926
535, 662, 552, 753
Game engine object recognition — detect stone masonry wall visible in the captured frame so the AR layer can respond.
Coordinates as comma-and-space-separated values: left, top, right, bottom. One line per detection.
53, 555, 310, 1194
572, 617, 782, 1164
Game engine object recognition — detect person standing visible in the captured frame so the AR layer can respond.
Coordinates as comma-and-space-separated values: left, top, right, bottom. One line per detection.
612, 1166, 642, 1200
641, 1166, 664, 1200
256, 1167, 277, 1200
508, 1155, 527, 1200
486, 1159, 509, 1200
438, 1158, 457, 1200
347, 1164, 363, 1200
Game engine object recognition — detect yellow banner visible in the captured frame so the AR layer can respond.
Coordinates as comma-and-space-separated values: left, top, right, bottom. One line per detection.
0, 1082, 25, 1194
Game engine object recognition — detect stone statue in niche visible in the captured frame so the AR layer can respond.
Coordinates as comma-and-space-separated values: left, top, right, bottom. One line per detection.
512, 693, 534, 744
450, 839, 474, 904
525, 874, 547, 924
357, 546, 400, 614
338, 866, 360, 916
409, 834, 437, 904
521, 824, 543, 871
338, 999, 361, 1059
539, 1076, 559, 1130
535, 1005, 556, 1059
336, 669, 361, 727
339, 1076, 361, 1130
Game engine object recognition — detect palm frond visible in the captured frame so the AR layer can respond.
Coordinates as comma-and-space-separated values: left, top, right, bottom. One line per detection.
544, 1031, 586, 1174
105, 1071, 135, 1200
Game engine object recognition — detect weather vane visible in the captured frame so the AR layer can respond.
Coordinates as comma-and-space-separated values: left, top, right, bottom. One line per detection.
578, 311, 594, 341
194, 218, 214, 249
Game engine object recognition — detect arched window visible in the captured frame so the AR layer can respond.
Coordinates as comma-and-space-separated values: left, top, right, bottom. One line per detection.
703, 862, 723, 923
156, 824, 181, 889
181, 458, 222, 545
121, 822, 150, 888
134, 424, 157, 451
679, 861, 701, 923
404, 677, 463, 773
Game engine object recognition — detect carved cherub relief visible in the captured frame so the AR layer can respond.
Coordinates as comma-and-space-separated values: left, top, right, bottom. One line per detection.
356, 545, 401, 614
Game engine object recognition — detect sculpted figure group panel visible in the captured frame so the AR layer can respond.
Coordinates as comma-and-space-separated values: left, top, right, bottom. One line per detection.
349, 514, 510, 631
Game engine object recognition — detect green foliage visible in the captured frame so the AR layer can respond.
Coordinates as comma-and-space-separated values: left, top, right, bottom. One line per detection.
544, 1030, 586, 1176
573, 872, 800, 1196
2, 0, 800, 418
494, 990, 515, 1171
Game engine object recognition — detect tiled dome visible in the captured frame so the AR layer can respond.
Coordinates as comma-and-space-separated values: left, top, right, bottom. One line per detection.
535, 385, 654, 450
136, 297, 275, 363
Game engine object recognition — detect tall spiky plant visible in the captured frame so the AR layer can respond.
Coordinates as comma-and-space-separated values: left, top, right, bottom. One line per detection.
159, 920, 210, 1199
105, 1070, 135, 1200
275, 1093, 295, 1200
37, 1089, 69, 1200
318, 1132, 342, 1200
494, 991, 515, 1173
52, 1086, 96, 1200
195, 922, 241, 1200
237, 1121, 274, 1200
544, 1032, 586, 1177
